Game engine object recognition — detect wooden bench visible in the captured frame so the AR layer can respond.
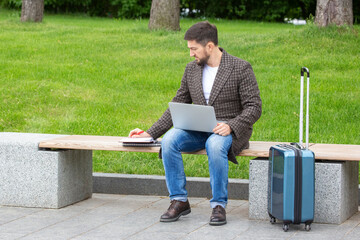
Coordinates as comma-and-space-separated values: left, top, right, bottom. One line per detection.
38, 135, 360, 161
38, 134, 360, 224
2, 132, 359, 224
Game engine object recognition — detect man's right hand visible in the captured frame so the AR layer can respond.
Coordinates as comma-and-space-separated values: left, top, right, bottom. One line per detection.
128, 128, 151, 138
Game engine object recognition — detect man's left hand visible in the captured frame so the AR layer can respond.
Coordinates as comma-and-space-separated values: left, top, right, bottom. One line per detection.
213, 123, 232, 136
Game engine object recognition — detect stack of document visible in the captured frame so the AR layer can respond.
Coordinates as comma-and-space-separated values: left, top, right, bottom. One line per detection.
119, 137, 161, 147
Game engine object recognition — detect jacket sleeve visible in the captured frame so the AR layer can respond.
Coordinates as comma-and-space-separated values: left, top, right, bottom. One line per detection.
146, 64, 193, 139
227, 62, 262, 139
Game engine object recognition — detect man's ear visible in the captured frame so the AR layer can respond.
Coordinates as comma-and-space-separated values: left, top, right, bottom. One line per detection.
206, 41, 215, 51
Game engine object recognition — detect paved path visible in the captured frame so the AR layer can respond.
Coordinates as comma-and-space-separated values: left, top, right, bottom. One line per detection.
0, 194, 359, 239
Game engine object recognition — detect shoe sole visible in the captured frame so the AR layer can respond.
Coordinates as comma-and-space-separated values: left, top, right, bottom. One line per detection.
209, 220, 227, 226
160, 209, 191, 222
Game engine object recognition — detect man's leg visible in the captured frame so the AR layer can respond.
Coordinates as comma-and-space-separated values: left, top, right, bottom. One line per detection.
160, 128, 209, 222
205, 133, 232, 225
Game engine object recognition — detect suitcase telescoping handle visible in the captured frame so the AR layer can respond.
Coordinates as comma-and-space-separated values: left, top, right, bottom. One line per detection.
300, 67, 310, 150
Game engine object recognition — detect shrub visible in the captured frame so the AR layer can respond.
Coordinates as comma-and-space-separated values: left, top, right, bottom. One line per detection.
0, 0, 358, 23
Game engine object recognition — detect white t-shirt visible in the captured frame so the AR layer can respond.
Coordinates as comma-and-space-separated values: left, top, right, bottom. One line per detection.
202, 64, 219, 104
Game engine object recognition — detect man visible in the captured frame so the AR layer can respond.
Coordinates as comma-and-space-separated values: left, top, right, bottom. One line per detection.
129, 21, 262, 226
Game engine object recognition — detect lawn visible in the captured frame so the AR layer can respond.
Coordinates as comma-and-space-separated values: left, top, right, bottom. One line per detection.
0, 9, 359, 179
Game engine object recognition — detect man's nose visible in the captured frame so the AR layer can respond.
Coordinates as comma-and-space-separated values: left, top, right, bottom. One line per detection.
190, 50, 195, 57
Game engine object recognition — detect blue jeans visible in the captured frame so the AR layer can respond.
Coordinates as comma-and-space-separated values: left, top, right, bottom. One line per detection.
161, 128, 232, 209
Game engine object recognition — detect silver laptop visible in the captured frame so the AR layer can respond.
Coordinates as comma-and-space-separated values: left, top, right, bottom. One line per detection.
168, 102, 223, 133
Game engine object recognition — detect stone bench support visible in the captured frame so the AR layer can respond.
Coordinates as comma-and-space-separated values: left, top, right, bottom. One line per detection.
0, 133, 92, 208
249, 158, 359, 224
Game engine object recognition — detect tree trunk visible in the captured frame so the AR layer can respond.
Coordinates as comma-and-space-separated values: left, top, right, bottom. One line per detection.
148, 0, 180, 31
21, 0, 44, 22
315, 0, 353, 27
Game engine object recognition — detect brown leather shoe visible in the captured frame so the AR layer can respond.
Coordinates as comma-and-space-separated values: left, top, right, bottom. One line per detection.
160, 200, 191, 222
209, 205, 227, 226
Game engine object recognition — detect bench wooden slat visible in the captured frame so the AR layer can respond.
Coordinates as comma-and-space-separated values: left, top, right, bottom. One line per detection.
39, 135, 159, 152
308, 143, 360, 161
38, 135, 360, 161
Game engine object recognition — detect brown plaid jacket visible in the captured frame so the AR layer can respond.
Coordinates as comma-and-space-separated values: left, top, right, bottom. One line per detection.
147, 48, 262, 164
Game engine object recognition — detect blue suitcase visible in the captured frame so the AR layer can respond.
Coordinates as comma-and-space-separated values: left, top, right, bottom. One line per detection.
268, 67, 315, 232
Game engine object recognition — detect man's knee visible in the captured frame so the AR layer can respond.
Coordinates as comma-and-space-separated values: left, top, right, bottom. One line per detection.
205, 135, 232, 156
162, 128, 183, 151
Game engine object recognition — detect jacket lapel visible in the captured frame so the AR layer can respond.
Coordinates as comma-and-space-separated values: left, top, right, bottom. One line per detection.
192, 64, 207, 105
208, 49, 233, 106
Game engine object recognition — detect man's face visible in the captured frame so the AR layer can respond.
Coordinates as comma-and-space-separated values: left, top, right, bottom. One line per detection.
187, 40, 210, 66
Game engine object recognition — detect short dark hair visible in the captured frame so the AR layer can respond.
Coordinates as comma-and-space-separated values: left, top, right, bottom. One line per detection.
184, 21, 218, 46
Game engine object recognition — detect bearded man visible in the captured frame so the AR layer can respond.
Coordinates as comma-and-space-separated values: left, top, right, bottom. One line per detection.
129, 21, 262, 226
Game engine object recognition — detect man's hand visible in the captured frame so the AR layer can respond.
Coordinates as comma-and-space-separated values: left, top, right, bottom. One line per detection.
213, 123, 232, 136
128, 128, 151, 138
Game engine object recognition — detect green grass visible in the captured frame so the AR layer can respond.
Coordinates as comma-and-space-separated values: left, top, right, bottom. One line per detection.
1, 9, 359, 180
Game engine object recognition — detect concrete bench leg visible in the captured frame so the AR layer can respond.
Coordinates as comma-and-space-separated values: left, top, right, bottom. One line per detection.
249, 157, 359, 224
0, 132, 92, 208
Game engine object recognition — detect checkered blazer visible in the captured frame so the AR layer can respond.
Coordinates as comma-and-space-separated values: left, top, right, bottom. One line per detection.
147, 48, 262, 164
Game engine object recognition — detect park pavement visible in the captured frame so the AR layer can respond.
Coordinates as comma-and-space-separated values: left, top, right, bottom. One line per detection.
0, 193, 359, 240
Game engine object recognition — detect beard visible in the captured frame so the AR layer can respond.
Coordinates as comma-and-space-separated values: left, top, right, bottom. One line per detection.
196, 53, 210, 66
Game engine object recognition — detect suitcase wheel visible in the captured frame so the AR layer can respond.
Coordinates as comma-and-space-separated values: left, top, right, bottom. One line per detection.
270, 217, 276, 224
283, 224, 289, 232
305, 224, 311, 231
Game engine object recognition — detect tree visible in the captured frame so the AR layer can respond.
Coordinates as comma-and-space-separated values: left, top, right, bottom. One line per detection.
21, 0, 44, 22
148, 0, 180, 31
315, 0, 353, 27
